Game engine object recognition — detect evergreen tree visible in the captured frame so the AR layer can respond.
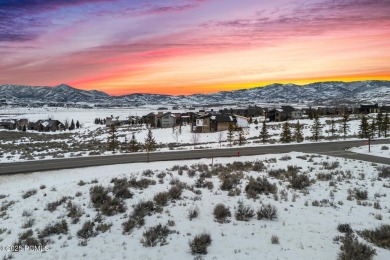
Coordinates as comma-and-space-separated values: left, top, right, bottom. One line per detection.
329, 119, 336, 139
359, 115, 369, 139
376, 110, 383, 137
249, 117, 253, 124
238, 130, 246, 146
107, 124, 119, 151
69, 119, 75, 130
311, 115, 322, 141
22, 125, 27, 132
370, 119, 376, 138
144, 129, 156, 162
259, 120, 269, 144
129, 132, 140, 152
280, 121, 292, 143
227, 123, 234, 146
76, 120, 80, 129
341, 113, 350, 139
254, 118, 259, 125
293, 120, 304, 143
383, 112, 389, 138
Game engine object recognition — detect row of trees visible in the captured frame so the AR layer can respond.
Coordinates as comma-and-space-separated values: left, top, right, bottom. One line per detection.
259, 114, 351, 143
107, 125, 156, 162
359, 112, 389, 139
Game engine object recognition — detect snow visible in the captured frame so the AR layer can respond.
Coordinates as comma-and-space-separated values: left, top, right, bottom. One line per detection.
0, 152, 389, 259
350, 144, 390, 158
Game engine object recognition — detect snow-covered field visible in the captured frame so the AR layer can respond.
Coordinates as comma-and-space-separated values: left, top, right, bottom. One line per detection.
0, 107, 366, 163
350, 144, 390, 159
1, 152, 389, 259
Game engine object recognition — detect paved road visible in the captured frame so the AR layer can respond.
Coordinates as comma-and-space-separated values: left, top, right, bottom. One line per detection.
1, 139, 390, 175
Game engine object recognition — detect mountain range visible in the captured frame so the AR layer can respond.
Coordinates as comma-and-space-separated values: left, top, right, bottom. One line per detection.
1, 80, 389, 106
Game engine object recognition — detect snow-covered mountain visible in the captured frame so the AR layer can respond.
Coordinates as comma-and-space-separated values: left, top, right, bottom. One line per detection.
0, 84, 109, 102
1, 80, 389, 105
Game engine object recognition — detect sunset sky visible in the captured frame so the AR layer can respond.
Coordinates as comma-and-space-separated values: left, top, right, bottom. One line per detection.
0, 0, 389, 95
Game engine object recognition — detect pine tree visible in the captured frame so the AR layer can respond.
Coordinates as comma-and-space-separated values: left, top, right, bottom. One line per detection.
227, 123, 234, 146
259, 120, 269, 144
76, 120, 80, 129
341, 113, 350, 139
329, 119, 336, 139
129, 132, 140, 152
249, 117, 253, 124
383, 112, 389, 138
108, 124, 119, 151
293, 120, 304, 143
359, 115, 369, 139
370, 119, 376, 138
376, 111, 383, 137
254, 118, 259, 125
311, 115, 322, 141
144, 129, 156, 162
280, 121, 292, 143
22, 125, 27, 132
238, 130, 246, 146
69, 119, 75, 130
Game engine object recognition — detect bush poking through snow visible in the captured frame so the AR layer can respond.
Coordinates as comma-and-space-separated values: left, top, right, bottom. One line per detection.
354, 189, 368, 200
338, 234, 376, 260
257, 204, 278, 220
188, 207, 200, 221
358, 225, 390, 249
213, 204, 231, 223
271, 235, 279, 244
21, 218, 35, 229
141, 224, 172, 247
22, 189, 37, 199
337, 223, 353, 234
66, 201, 83, 224
89, 185, 110, 208
153, 192, 170, 206
46, 196, 68, 212
100, 197, 126, 216
77, 221, 97, 239
245, 177, 277, 198
189, 233, 212, 255
377, 166, 390, 178
168, 185, 182, 200
289, 173, 312, 190
39, 220, 68, 239
235, 202, 254, 221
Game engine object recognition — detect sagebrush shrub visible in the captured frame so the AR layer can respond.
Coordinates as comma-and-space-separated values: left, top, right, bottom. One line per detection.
77, 221, 97, 239
189, 233, 212, 255
213, 204, 231, 223
235, 202, 254, 221
338, 234, 376, 260
257, 204, 278, 220
337, 223, 353, 234
358, 225, 390, 249
141, 224, 171, 247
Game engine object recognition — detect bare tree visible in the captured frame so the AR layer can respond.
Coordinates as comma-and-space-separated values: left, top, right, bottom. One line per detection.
144, 129, 156, 162
191, 133, 200, 147
217, 132, 224, 147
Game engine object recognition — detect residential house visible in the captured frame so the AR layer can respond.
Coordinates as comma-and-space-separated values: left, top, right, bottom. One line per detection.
0, 120, 16, 130
192, 113, 212, 133
17, 119, 29, 130
210, 115, 235, 132
28, 119, 65, 132
156, 112, 176, 128
359, 104, 379, 114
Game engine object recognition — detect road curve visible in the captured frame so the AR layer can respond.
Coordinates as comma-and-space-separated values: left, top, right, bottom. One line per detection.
1, 139, 390, 175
